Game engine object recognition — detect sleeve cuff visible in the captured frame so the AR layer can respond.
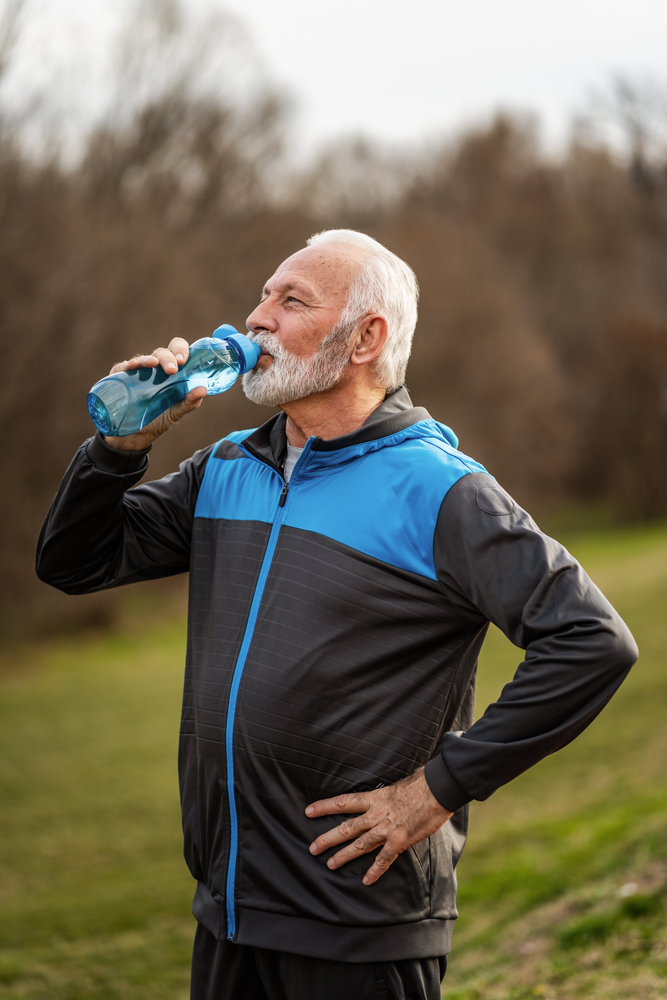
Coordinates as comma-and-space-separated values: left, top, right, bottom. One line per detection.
424, 755, 471, 813
86, 432, 152, 475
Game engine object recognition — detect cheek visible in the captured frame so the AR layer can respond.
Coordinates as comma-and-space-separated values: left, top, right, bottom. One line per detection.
277, 325, 316, 359
283, 314, 337, 357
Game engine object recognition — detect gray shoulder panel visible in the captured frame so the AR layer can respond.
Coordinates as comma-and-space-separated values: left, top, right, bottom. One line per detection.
213, 439, 246, 461
427, 471, 637, 810
475, 484, 515, 515
434, 472, 555, 638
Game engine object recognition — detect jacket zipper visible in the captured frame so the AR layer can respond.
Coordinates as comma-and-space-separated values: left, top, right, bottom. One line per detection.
223, 440, 312, 941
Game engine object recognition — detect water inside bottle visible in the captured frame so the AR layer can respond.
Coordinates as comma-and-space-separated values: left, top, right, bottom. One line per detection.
183, 341, 240, 394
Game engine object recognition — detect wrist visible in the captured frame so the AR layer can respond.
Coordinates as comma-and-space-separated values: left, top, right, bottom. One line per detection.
424, 756, 470, 813
422, 774, 453, 819
87, 432, 151, 475
103, 432, 155, 452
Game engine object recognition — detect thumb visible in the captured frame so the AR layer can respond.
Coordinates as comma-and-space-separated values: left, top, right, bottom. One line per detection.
145, 386, 207, 440
172, 385, 207, 418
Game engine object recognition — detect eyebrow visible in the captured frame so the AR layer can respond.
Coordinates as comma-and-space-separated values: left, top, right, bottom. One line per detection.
262, 280, 313, 299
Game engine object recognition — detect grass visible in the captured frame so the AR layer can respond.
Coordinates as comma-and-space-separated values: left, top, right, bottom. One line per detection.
0, 625, 193, 999
0, 522, 665, 998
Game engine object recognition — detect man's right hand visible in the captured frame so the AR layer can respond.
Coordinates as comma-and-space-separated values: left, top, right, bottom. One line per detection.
103, 337, 207, 451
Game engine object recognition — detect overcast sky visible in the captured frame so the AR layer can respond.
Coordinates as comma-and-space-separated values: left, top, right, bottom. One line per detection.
7, 0, 667, 153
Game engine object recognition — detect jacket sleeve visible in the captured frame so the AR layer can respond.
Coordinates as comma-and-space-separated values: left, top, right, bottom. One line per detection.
424, 472, 638, 812
36, 432, 214, 594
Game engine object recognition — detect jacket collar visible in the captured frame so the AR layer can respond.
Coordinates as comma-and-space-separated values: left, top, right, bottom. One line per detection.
241, 388, 431, 471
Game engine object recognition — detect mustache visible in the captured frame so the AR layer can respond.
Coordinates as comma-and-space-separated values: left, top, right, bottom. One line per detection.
247, 332, 285, 358
247, 325, 352, 360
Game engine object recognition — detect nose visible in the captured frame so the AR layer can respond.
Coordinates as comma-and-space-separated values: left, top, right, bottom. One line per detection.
246, 298, 278, 336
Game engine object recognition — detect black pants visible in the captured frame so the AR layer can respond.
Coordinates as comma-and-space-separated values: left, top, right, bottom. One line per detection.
191, 924, 447, 1000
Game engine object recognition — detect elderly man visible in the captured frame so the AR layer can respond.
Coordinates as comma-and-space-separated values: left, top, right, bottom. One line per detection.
37, 230, 637, 1000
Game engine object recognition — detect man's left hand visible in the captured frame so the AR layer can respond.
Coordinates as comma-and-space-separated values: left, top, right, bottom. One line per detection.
305, 768, 453, 885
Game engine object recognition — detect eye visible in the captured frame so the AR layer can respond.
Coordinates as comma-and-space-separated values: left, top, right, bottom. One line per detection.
286, 295, 302, 304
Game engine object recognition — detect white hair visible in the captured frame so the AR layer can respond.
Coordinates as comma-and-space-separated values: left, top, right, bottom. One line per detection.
306, 229, 419, 391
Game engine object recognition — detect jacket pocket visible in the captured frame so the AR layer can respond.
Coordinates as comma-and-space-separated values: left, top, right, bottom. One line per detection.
411, 838, 431, 889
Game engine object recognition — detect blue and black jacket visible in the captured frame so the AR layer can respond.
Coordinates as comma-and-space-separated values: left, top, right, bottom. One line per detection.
36, 388, 637, 962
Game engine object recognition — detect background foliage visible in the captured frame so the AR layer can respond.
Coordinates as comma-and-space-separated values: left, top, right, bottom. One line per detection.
1, 0, 667, 632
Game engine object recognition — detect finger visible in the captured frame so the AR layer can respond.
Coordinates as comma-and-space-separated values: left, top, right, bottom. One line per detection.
109, 355, 159, 375
363, 844, 399, 885
326, 829, 385, 869
309, 814, 370, 856
184, 385, 207, 406
152, 347, 180, 375
167, 337, 190, 365
305, 793, 370, 819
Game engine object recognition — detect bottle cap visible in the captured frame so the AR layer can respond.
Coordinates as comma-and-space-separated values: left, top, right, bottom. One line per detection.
213, 326, 262, 373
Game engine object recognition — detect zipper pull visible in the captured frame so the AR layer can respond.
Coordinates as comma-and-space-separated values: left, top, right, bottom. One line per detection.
279, 482, 289, 507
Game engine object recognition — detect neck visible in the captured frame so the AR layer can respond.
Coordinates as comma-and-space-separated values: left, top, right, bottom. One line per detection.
282, 375, 386, 447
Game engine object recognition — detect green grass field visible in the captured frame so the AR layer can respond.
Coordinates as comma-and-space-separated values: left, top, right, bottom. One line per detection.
0, 523, 666, 999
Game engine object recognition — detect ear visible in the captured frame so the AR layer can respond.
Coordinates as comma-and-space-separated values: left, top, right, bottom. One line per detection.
349, 316, 388, 367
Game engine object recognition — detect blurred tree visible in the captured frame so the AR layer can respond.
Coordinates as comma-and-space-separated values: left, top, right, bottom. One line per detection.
580, 74, 667, 196
587, 315, 667, 520
291, 135, 416, 222
0, 0, 23, 84
0, 0, 295, 631
1, 1, 666, 633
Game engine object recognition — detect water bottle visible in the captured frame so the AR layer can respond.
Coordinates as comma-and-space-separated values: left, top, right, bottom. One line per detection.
87, 325, 261, 437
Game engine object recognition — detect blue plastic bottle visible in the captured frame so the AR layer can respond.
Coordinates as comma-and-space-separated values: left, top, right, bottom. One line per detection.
87, 325, 261, 437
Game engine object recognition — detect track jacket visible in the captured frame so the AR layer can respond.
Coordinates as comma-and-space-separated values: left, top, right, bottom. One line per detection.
36, 388, 638, 962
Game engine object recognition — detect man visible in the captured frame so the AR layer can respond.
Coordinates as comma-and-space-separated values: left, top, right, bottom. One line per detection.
36, 229, 637, 1000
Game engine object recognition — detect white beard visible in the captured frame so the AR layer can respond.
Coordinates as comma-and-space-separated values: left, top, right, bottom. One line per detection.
242, 325, 352, 407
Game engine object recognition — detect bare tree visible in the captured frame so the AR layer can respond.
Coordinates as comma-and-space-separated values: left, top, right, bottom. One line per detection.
0, 0, 24, 85
82, 0, 289, 220
289, 135, 417, 220
578, 74, 667, 193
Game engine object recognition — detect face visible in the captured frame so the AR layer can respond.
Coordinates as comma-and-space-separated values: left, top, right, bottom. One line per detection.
242, 245, 365, 407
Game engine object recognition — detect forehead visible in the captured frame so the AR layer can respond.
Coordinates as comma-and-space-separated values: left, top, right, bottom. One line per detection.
265, 245, 366, 300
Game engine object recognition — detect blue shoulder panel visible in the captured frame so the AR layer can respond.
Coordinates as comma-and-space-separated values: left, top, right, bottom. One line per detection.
222, 428, 257, 445
284, 425, 487, 581
194, 433, 280, 523
194, 421, 488, 580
